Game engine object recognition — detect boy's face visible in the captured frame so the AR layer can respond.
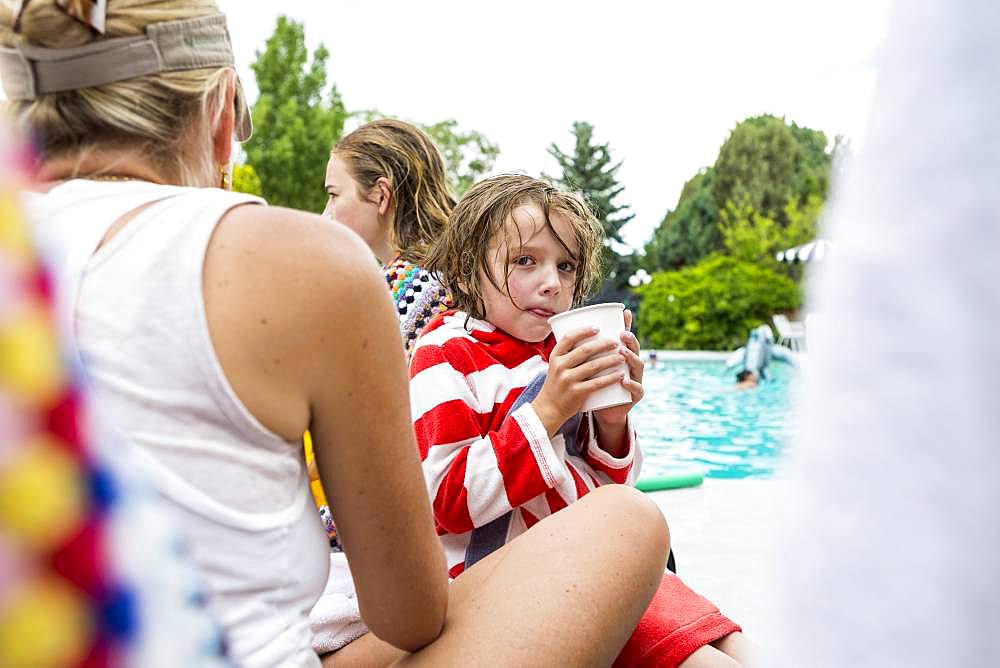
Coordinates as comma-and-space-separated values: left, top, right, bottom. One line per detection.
479, 203, 579, 342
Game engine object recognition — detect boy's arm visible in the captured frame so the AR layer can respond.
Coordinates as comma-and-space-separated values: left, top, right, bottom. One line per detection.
587, 413, 642, 485
410, 340, 570, 535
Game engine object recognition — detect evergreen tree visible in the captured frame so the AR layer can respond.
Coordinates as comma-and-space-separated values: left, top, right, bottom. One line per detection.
243, 17, 347, 213
547, 121, 634, 244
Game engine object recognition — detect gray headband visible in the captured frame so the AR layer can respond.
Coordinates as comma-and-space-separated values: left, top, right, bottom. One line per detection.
0, 13, 252, 141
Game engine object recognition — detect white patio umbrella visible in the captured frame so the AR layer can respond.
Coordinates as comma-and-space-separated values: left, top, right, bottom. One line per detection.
776, 239, 832, 263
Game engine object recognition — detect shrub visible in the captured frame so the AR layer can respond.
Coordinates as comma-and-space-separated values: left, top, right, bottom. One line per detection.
232, 163, 263, 197
636, 255, 800, 350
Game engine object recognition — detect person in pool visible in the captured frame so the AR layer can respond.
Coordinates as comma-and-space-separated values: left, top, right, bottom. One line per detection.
735, 369, 759, 389
728, 324, 795, 390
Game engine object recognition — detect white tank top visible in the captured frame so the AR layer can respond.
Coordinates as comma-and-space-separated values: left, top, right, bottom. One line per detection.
27, 180, 330, 667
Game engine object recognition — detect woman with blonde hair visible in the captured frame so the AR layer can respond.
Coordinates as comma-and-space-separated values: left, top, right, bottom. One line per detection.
2, 2, 669, 666
324, 118, 455, 355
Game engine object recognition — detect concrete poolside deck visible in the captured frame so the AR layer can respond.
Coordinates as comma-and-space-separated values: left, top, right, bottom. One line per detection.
646, 478, 789, 644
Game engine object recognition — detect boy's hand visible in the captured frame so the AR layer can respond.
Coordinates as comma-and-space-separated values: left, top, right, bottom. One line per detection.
532, 325, 628, 438
593, 309, 644, 429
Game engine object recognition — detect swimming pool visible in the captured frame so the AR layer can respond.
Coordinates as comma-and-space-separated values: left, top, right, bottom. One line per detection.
632, 356, 797, 479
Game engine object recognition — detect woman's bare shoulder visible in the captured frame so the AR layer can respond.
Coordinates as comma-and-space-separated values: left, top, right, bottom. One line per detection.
203, 204, 393, 438
214, 205, 395, 317
215, 204, 377, 283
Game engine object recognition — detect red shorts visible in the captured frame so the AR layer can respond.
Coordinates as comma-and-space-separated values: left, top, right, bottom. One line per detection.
613, 573, 741, 668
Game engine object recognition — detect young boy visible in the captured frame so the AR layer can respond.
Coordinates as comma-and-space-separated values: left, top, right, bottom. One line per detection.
410, 174, 748, 667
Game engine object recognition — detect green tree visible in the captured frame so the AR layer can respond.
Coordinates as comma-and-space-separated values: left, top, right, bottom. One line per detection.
719, 193, 825, 273
244, 16, 347, 212
781, 193, 825, 252
643, 168, 720, 270
420, 120, 499, 196
719, 198, 782, 267
548, 121, 634, 244
636, 256, 801, 350
643, 115, 833, 272
712, 114, 830, 225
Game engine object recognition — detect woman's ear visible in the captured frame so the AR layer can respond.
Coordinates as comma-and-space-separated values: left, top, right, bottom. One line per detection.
375, 177, 393, 216
212, 71, 237, 167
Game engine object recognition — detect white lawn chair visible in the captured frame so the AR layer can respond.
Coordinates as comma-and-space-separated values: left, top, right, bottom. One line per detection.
772, 313, 807, 351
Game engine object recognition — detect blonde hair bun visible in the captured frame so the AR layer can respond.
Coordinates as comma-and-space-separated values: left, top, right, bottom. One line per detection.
0, 0, 232, 187
10, 0, 94, 48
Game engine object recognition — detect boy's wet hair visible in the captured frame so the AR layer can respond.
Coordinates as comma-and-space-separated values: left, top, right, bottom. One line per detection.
424, 173, 605, 320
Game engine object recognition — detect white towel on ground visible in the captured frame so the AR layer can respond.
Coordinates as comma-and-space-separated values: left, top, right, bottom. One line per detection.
310, 553, 368, 654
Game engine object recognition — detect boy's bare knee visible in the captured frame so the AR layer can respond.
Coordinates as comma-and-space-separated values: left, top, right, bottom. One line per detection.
622, 486, 670, 559
585, 485, 670, 564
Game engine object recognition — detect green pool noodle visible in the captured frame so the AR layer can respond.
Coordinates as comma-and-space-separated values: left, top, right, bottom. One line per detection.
635, 471, 704, 492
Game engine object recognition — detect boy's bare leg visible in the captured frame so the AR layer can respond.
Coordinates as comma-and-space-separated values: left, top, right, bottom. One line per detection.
679, 645, 742, 668
712, 631, 752, 664
324, 485, 668, 667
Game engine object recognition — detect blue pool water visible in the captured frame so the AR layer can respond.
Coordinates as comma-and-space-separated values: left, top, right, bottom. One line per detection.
632, 357, 798, 479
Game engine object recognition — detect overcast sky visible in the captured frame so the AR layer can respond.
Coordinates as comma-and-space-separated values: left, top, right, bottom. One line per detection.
219, 0, 891, 250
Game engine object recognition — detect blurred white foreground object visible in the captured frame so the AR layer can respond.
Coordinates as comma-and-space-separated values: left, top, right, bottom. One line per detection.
768, 0, 1000, 666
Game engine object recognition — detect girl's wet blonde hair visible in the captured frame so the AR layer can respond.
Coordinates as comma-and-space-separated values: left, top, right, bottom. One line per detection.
424, 173, 604, 320
333, 118, 456, 264
0, 0, 244, 185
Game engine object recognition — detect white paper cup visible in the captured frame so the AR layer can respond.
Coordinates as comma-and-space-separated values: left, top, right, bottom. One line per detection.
548, 302, 631, 412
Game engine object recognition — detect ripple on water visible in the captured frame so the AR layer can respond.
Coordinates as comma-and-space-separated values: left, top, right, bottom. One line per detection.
633, 359, 798, 479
